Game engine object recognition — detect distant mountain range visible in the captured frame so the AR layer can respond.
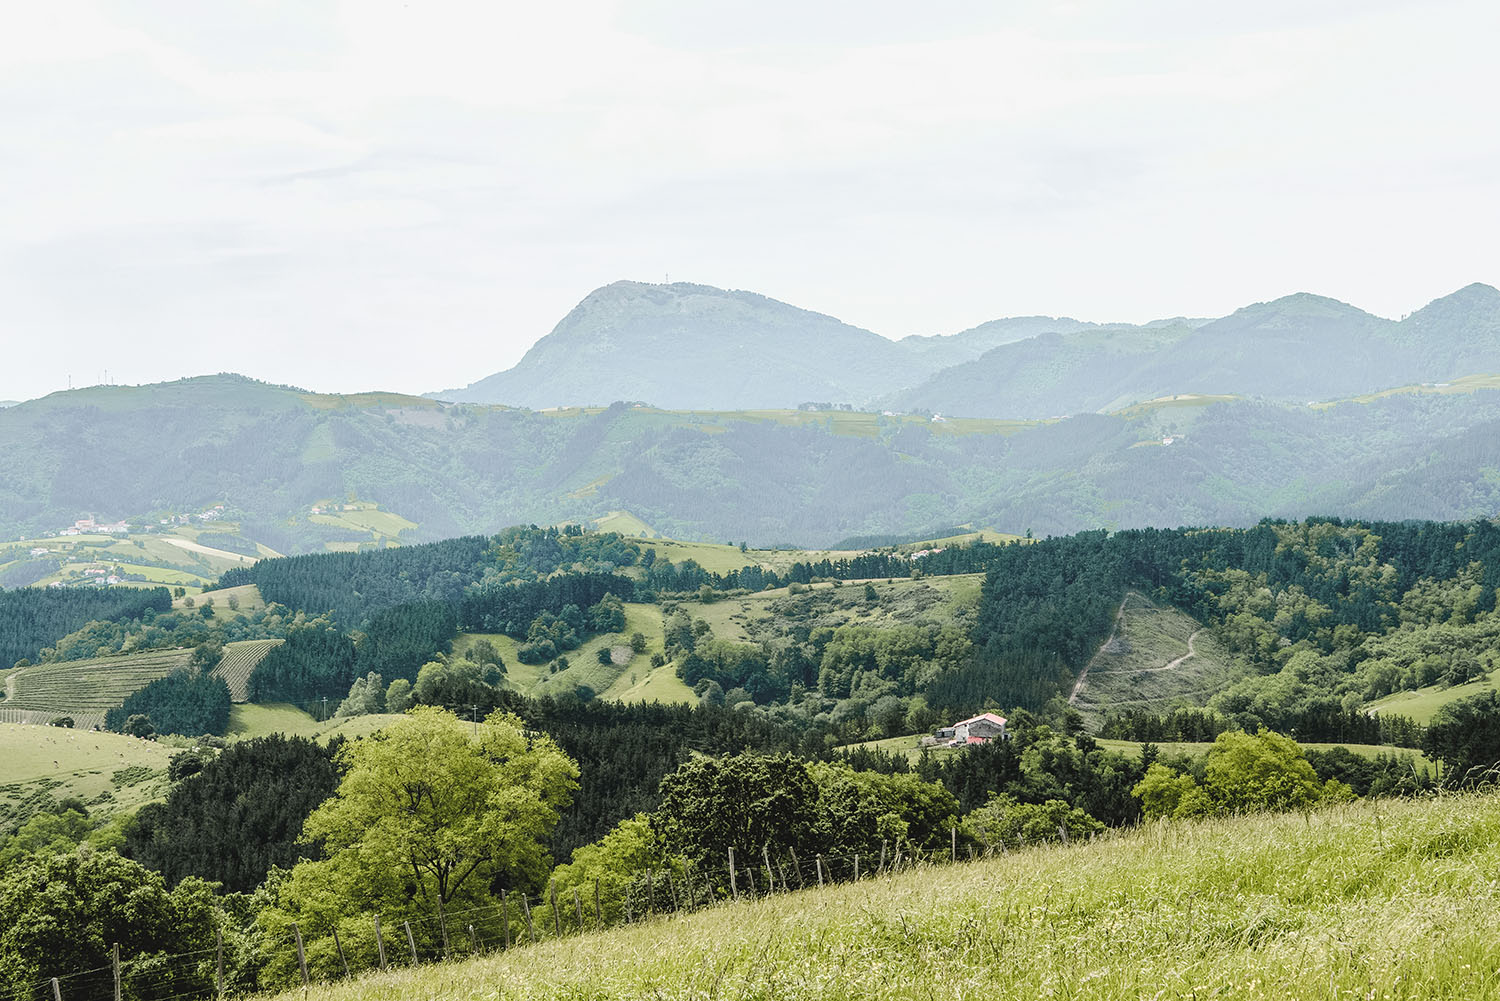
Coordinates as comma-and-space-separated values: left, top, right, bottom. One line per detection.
436, 281, 1500, 418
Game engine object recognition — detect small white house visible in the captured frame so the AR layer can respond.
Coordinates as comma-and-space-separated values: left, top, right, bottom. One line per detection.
934, 713, 1008, 747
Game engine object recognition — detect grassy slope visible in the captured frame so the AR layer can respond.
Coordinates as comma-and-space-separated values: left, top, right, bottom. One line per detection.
1366, 667, 1500, 724
2, 528, 262, 594
227, 703, 406, 743
4, 648, 194, 728
0, 722, 175, 820
1071, 590, 1247, 724
267, 793, 1500, 1001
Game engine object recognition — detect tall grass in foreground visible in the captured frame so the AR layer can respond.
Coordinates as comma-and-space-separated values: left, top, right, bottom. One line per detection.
269, 793, 1500, 1001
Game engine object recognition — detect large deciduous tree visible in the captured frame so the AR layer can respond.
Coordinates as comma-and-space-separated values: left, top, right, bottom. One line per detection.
259, 707, 577, 983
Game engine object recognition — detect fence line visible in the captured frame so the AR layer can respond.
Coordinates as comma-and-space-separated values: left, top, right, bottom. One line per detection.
18, 823, 1101, 998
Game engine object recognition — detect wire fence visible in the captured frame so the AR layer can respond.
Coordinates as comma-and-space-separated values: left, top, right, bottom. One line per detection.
6, 822, 1104, 1000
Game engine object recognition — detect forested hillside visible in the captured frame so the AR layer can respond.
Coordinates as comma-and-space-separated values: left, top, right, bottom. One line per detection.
9, 518, 1500, 998
8, 372, 1500, 550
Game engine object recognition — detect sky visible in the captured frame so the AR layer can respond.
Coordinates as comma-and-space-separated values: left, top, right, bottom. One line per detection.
2, 0, 1498, 403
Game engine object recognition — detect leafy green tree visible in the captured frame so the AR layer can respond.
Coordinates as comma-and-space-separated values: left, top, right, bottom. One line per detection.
335, 671, 385, 717
545, 814, 675, 927
654, 753, 821, 867
1203, 729, 1350, 811
0, 850, 226, 1000
1133, 730, 1351, 819
1423, 690, 1500, 782
959, 795, 1104, 849
385, 677, 413, 713
190, 637, 224, 671
809, 762, 958, 855
1132, 763, 1213, 820
122, 714, 154, 738
260, 708, 577, 979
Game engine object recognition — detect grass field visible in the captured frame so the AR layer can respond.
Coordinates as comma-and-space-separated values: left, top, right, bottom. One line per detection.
1, 527, 262, 593
848, 732, 1430, 767
1094, 737, 1433, 764
1366, 669, 1500, 724
0, 722, 175, 824
226, 703, 407, 743
265, 792, 1500, 1001
181, 583, 268, 618
309, 501, 417, 541
1310, 372, 1500, 409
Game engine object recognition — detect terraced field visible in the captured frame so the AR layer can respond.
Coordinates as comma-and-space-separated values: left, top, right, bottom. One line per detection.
212, 638, 282, 702
3, 648, 193, 727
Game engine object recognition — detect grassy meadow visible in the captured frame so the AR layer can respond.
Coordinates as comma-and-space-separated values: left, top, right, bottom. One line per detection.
1367, 668, 1500, 724
0, 722, 175, 820
263, 792, 1500, 1001
226, 702, 406, 743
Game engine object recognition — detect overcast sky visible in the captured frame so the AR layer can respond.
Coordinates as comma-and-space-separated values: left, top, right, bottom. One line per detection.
2, 0, 1498, 402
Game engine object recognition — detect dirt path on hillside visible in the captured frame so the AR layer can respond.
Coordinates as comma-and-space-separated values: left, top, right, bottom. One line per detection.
1091, 628, 1204, 676
1070, 594, 1135, 704
1071, 599, 1207, 703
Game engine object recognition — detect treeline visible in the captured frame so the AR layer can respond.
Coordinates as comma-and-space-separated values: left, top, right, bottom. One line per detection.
1099, 707, 1423, 748
105, 670, 232, 737
0, 586, 171, 667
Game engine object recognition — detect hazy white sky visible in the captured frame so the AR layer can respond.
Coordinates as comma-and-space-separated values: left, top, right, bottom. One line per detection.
2, 0, 1497, 402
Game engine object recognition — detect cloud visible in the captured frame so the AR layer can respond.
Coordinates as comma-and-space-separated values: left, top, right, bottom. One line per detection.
0, 0, 1496, 401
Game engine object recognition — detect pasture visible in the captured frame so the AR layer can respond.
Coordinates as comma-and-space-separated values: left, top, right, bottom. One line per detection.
264, 792, 1500, 1001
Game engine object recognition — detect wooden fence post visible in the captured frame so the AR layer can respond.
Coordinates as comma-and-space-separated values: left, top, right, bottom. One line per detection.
665, 869, 680, 912
292, 923, 309, 986
816, 854, 824, 887
374, 914, 388, 971
745, 866, 757, 895
854, 853, 860, 880
332, 927, 350, 977
500, 893, 511, 950
878, 840, 887, 875
214, 929, 223, 999
728, 848, 738, 901
951, 827, 957, 863
684, 863, 698, 909
51, 978, 62, 1001
469, 924, 480, 953
113, 942, 123, 1001
521, 894, 536, 944
573, 887, 585, 931
550, 879, 562, 938
1058, 824, 1069, 845
762, 844, 775, 893
790, 847, 804, 889
404, 920, 418, 964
